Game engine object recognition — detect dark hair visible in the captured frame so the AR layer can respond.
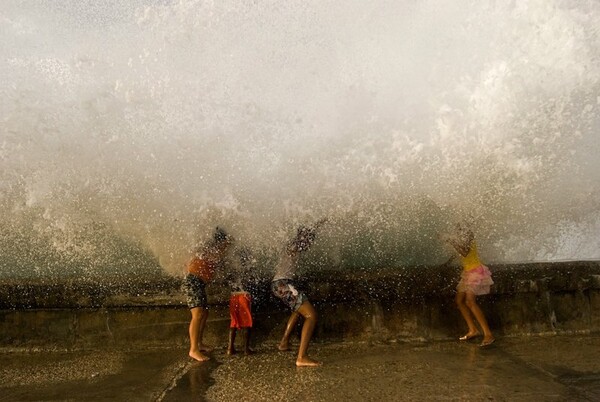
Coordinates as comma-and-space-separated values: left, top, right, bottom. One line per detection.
297, 226, 316, 242
291, 226, 316, 251
213, 227, 230, 244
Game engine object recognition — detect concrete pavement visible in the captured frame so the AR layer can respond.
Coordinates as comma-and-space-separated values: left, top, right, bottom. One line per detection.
1, 334, 599, 401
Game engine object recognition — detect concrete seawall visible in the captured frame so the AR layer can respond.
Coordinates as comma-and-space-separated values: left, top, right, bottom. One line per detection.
1, 261, 599, 349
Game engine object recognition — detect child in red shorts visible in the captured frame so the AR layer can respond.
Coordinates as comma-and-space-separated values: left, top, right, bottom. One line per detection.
227, 248, 256, 355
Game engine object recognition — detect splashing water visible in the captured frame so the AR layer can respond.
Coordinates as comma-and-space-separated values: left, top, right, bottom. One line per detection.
1, 0, 599, 279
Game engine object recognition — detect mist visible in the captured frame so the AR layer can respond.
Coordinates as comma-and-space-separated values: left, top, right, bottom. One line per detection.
1, 0, 599, 279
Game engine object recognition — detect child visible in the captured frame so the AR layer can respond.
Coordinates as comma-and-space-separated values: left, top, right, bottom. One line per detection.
443, 223, 495, 347
227, 248, 256, 355
271, 219, 326, 367
183, 227, 232, 361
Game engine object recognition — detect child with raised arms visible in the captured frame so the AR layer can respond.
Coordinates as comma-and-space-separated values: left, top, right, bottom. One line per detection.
271, 219, 327, 367
442, 223, 495, 347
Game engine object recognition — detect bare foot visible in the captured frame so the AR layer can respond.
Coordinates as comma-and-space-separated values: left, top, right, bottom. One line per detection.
199, 344, 213, 352
480, 336, 496, 347
278, 343, 290, 351
226, 349, 236, 356
459, 331, 481, 341
189, 350, 210, 362
296, 357, 322, 367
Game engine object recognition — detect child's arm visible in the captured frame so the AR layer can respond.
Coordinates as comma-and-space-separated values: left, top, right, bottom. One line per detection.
312, 217, 329, 230
440, 232, 471, 257
439, 254, 456, 268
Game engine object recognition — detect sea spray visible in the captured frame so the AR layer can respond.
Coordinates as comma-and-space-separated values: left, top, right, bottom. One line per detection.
1, 0, 599, 280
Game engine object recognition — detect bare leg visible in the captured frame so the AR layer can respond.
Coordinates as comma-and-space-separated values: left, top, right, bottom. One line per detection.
455, 292, 480, 339
197, 308, 213, 352
295, 301, 321, 367
278, 311, 300, 351
243, 329, 254, 355
464, 292, 494, 345
189, 307, 210, 361
227, 328, 237, 355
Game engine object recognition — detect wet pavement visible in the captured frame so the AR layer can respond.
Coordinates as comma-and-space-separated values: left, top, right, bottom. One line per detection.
0, 347, 188, 401
1, 334, 599, 401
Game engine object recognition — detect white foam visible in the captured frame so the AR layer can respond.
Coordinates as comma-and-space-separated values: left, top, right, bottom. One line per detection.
1, 0, 599, 277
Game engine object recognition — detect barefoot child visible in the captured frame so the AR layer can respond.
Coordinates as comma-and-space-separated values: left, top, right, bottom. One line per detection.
227, 248, 256, 355
272, 220, 326, 367
183, 227, 232, 361
443, 223, 495, 347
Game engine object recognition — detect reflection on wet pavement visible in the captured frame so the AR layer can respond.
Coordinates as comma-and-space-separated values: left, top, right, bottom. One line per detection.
1, 335, 599, 401
200, 336, 600, 401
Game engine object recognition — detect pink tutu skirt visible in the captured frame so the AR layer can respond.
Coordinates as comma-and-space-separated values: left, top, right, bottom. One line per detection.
456, 265, 493, 295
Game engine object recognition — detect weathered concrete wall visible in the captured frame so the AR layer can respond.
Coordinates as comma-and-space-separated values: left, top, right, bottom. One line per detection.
1, 261, 599, 348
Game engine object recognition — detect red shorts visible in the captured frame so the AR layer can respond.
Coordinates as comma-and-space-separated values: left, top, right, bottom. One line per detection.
229, 292, 253, 329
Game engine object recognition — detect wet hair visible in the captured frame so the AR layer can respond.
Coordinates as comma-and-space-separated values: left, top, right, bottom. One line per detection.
454, 222, 474, 245
213, 227, 231, 244
296, 226, 316, 243
291, 225, 316, 251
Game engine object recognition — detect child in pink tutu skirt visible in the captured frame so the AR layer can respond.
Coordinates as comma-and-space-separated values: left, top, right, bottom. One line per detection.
442, 223, 495, 347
